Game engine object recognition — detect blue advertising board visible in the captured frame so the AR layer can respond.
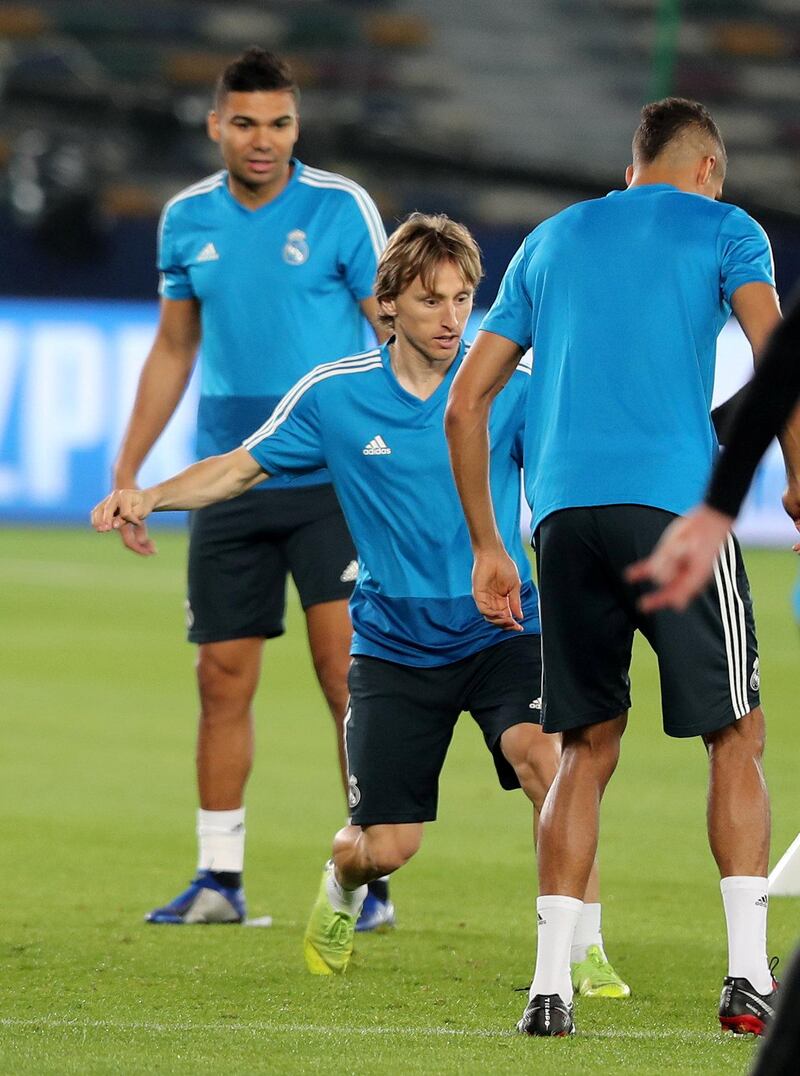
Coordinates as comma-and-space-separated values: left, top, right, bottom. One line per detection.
0, 299, 197, 523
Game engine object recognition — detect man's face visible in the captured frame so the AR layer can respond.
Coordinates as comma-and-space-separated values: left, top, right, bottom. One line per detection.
384, 260, 474, 364
208, 90, 299, 193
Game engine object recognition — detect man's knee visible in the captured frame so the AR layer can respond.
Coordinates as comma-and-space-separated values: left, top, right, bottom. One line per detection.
561, 714, 627, 784
196, 642, 261, 717
705, 707, 766, 761
336, 823, 422, 877
501, 723, 559, 808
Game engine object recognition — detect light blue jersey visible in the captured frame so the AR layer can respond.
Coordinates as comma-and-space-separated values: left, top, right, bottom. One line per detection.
244, 342, 539, 666
482, 184, 775, 529
158, 160, 386, 486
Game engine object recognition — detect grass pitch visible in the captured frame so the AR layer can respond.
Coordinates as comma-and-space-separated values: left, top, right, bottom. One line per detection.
1, 526, 798, 1075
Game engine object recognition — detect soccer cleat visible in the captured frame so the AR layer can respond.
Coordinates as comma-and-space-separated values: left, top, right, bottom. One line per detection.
718, 968, 779, 1037
145, 870, 245, 924
517, 993, 576, 1037
355, 890, 396, 933
303, 865, 357, 975
571, 945, 631, 998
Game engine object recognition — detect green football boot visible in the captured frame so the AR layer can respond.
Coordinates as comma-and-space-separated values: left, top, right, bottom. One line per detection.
303, 864, 358, 976
571, 945, 631, 999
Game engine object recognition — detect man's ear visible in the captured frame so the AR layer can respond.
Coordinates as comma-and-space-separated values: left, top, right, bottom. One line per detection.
207, 110, 220, 143
698, 155, 716, 187
625, 164, 634, 187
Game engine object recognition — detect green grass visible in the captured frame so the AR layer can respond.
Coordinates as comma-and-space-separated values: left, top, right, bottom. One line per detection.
1, 526, 798, 1074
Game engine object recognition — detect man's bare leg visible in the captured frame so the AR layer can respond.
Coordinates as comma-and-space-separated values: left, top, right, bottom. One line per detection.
527, 714, 627, 1006
304, 823, 422, 974
334, 822, 423, 887
500, 720, 629, 998
705, 708, 773, 994
145, 637, 263, 924
196, 637, 263, 809
191, 638, 264, 893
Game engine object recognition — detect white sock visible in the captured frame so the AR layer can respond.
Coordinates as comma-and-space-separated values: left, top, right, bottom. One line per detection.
326, 863, 367, 916
571, 902, 604, 964
530, 895, 583, 1004
196, 807, 245, 873
720, 876, 772, 993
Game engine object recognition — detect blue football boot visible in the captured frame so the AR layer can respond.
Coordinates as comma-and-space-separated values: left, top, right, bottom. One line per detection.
355, 883, 396, 933
145, 870, 246, 924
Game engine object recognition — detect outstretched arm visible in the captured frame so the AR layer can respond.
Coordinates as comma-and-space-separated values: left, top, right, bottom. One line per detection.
445, 331, 525, 630
92, 448, 266, 533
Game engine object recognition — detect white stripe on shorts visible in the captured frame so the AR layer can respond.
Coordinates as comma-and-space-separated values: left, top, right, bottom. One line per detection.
712, 535, 749, 719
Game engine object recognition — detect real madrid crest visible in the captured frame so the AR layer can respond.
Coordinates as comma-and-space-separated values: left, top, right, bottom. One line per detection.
283, 228, 309, 265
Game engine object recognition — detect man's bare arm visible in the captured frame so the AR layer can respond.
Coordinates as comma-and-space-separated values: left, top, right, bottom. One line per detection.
731, 281, 782, 364
111, 297, 201, 555
92, 448, 267, 533
114, 297, 201, 484
445, 330, 525, 630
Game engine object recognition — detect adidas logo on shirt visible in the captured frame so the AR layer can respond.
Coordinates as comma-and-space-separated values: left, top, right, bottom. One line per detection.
363, 435, 391, 456
196, 242, 220, 262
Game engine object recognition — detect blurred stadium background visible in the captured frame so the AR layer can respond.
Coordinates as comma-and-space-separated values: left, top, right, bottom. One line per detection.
2, 2, 799, 1073
2, 0, 800, 537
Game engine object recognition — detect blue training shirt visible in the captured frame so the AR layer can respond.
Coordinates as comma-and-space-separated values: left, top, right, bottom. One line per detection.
482, 184, 775, 530
244, 342, 539, 666
158, 159, 386, 487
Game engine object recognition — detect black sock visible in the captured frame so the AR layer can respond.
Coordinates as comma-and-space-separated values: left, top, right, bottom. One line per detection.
368, 878, 389, 901
210, 870, 242, 889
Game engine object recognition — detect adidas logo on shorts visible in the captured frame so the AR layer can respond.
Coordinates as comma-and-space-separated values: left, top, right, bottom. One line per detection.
340, 560, 358, 583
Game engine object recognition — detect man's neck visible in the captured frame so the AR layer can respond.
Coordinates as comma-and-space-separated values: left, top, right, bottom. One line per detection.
389, 338, 457, 401
627, 167, 678, 190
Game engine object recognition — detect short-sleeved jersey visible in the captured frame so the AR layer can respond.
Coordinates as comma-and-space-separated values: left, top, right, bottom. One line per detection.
482, 184, 775, 529
244, 342, 539, 666
158, 160, 386, 486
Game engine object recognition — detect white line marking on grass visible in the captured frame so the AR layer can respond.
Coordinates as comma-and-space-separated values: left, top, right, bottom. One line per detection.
0, 1018, 734, 1043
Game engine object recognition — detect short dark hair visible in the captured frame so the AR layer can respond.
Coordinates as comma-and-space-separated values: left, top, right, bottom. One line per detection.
215, 47, 298, 107
375, 213, 483, 327
633, 97, 725, 165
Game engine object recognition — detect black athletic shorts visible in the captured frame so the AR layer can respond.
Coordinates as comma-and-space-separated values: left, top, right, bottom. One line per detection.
534, 505, 760, 738
344, 633, 543, 826
186, 483, 357, 644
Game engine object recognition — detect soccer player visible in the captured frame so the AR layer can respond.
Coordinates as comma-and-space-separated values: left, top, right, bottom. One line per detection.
628, 290, 800, 610
112, 48, 392, 928
446, 99, 782, 1036
93, 213, 629, 1002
